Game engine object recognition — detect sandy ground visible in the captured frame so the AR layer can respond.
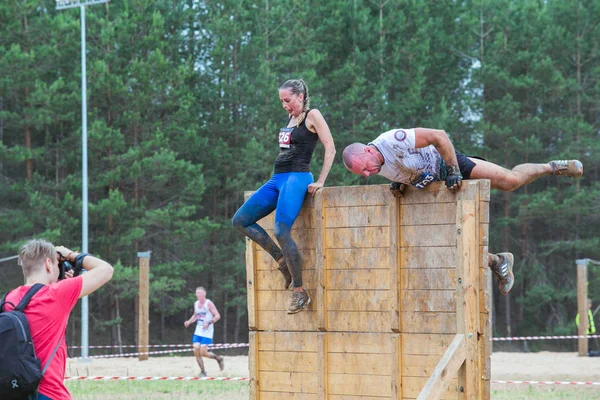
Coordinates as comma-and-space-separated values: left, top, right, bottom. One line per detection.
67, 351, 600, 382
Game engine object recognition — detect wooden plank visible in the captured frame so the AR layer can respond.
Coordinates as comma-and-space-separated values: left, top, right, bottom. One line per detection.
389, 194, 400, 332
328, 333, 392, 354
479, 246, 490, 306
392, 334, 401, 400
327, 269, 390, 290
256, 249, 315, 271
256, 270, 317, 291
324, 184, 390, 207
327, 290, 390, 312
258, 351, 318, 373
403, 354, 460, 377
402, 334, 458, 356
401, 247, 456, 269
402, 376, 460, 399
330, 396, 389, 400
256, 290, 319, 311
399, 181, 462, 205
455, 189, 481, 399
328, 353, 392, 375
259, 371, 319, 393
137, 255, 150, 361
401, 224, 456, 247
416, 334, 465, 400
256, 208, 316, 229
479, 224, 489, 246
480, 241, 492, 394
401, 312, 457, 334
577, 262, 589, 356
479, 202, 489, 224
249, 332, 259, 400
259, 393, 318, 400
328, 311, 390, 333
259, 228, 316, 250
326, 248, 390, 270
401, 203, 456, 225
401, 269, 456, 290
478, 179, 491, 203
318, 332, 328, 399
326, 226, 390, 249
257, 310, 318, 331
401, 290, 456, 312
258, 332, 317, 352
247, 239, 258, 330
315, 190, 327, 331
326, 205, 389, 228
328, 374, 392, 397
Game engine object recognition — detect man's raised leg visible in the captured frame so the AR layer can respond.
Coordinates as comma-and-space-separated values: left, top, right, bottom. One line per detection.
468, 158, 582, 192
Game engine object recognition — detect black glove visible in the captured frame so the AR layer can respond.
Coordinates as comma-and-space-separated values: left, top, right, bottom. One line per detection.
389, 182, 406, 198
445, 165, 463, 189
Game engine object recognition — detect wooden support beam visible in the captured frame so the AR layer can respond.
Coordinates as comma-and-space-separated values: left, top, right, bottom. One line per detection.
249, 331, 259, 400
318, 332, 328, 399
455, 182, 481, 399
316, 190, 327, 331
245, 191, 258, 331
137, 251, 151, 361
388, 190, 401, 333
577, 259, 589, 357
416, 334, 466, 400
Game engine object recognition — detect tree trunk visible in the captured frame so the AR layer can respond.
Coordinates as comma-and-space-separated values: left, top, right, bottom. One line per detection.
222, 291, 228, 343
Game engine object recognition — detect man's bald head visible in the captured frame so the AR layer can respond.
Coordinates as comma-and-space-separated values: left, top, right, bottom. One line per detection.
342, 143, 368, 171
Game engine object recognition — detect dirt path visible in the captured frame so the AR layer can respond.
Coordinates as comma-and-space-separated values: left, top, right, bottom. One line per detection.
68, 351, 600, 382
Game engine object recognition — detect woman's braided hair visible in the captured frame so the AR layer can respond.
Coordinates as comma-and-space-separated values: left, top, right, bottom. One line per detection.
280, 79, 310, 127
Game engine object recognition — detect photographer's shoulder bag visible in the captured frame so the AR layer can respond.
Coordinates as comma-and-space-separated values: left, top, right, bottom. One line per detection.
0, 284, 61, 399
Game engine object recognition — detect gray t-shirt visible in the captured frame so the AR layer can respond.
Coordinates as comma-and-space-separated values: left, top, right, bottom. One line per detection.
370, 128, 443, 186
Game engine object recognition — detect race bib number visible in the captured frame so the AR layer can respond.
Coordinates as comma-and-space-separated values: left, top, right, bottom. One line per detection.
411, 173, 435, 189
279, 127, 293, 148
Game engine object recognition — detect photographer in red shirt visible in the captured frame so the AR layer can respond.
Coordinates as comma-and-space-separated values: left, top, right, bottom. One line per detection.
4, 239, 113, 400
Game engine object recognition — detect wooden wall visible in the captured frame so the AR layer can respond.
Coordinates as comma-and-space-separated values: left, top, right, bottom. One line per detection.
246, 181, 491, 399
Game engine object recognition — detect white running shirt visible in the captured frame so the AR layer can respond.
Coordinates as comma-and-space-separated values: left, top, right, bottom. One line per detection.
370, 128, 443, 185
194, 299, 215, 339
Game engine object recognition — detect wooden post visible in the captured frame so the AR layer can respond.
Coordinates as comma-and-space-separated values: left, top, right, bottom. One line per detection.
455, 183, 481, 399
577, 259, 589, 357
138, 251, 151, 361
316, 190, 327, 331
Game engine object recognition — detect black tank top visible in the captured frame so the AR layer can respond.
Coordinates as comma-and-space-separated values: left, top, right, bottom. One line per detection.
273, 109, 319, 173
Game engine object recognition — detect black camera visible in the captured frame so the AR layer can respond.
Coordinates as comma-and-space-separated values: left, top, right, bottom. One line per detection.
57, 252, 86, 280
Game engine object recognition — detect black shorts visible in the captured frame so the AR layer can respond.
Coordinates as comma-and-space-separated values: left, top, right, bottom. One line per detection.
455, 151, 479, 179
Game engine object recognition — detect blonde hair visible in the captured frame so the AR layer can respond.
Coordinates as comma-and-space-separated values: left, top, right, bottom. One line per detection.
18, 239, 56, 278
196, 286, 206, 293
279, 79, 310, 126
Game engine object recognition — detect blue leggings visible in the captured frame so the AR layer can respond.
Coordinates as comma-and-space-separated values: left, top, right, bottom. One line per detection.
232, 172, 313, 288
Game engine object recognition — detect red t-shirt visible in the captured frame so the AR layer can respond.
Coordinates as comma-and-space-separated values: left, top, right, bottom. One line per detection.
5, 277, 83, 400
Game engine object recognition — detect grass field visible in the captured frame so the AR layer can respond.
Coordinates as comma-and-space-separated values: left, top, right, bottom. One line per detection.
66, 380, 249, 400
65, 381, 598, 400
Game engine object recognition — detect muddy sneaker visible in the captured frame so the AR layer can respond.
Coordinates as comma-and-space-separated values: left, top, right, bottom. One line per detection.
549, 160, 583, 177
199, 371, 207, 378
287, 289, 311, 314
489, 252, 514, 296
278, 260, 294, 290
217, 356, 225, 371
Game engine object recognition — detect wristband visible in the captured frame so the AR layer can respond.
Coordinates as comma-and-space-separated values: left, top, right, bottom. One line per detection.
446, 165, 461, 175
74, 253, 90, 275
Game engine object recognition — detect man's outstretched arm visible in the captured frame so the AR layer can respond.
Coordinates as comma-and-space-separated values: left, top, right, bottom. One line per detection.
414, 128, 462, 189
